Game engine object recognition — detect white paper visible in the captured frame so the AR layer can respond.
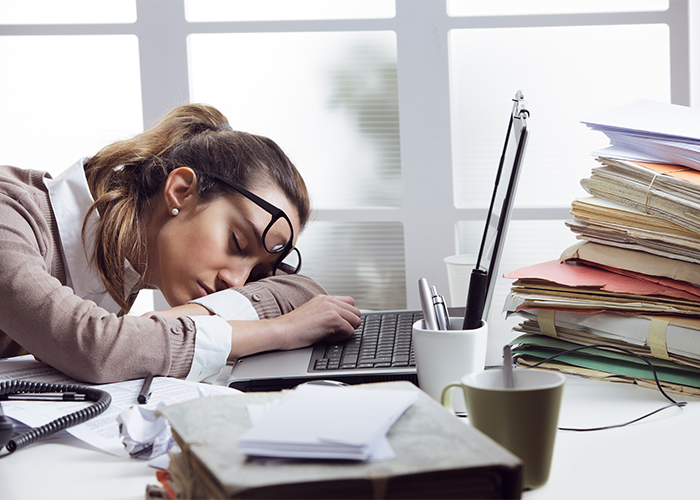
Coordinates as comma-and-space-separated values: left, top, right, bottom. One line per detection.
591, 145, 671, 164
246, 399, 396, 462
0, 355, 240, 456
581, 99, 700, 141
239, 384, 418, 461
582, 100, 700, 171
116, 402, 178, 459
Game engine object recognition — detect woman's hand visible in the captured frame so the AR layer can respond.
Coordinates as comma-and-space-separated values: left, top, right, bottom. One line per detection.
227, 294, 361, 359
270, 295, 362, 350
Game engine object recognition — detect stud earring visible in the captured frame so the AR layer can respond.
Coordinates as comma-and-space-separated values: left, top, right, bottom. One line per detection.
171, 208, 179, 216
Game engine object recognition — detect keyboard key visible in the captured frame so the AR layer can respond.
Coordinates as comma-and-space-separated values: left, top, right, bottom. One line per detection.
342, 354, 358, 364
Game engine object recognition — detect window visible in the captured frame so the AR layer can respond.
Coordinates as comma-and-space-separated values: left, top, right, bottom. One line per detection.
0, 35, 142, 177
0, 0, 695, 323
185, 0, 394, 22
0, 0, 136, 24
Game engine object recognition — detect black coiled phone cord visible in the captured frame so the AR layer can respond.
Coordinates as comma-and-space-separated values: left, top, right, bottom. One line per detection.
0, 380, 112, 454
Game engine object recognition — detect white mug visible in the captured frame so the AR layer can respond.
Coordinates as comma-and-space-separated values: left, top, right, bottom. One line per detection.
412, 318, 488, 412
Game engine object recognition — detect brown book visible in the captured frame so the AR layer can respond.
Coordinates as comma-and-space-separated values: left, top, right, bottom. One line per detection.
157, 381, 522, 499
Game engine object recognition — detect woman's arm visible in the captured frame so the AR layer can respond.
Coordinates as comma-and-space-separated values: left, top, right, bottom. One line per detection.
0, 178, 196, 384
154, 294, 362, 360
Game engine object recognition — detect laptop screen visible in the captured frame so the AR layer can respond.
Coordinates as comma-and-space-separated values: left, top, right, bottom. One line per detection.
463, 91, 529, 328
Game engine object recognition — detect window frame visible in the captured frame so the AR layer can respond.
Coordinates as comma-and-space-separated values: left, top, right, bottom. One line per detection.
0, 0, 691, 311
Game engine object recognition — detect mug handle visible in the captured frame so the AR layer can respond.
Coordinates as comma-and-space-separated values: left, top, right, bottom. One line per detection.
440, 381, 464, 414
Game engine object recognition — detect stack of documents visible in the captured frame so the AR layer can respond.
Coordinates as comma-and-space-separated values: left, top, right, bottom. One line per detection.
582, 99, 700, 171
238, 384, 418, 461
566, 196, 700, 264
504, 100, 700, 395
580, 157, 700, 236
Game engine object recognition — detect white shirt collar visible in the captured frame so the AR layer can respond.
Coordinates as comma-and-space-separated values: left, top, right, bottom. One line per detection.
44, 159, 141, 313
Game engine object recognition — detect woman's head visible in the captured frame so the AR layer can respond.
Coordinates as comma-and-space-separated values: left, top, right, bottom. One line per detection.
84, 104, 311, 311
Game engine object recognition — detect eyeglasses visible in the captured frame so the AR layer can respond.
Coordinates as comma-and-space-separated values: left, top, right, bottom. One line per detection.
205, 172, 302, 275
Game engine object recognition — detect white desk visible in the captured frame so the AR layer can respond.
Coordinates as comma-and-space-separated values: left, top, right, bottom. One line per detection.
3, 330, 699, 500
3, 376, 698, 499
1, 437, 155, 500
524, 376, 699, 500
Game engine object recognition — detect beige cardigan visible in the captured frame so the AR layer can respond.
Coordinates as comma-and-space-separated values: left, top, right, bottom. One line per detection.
0, 165, 324, 383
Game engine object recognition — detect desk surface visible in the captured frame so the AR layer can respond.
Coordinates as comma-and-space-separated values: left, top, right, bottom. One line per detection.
3, 376, 698, 500
3, 319, 700, 500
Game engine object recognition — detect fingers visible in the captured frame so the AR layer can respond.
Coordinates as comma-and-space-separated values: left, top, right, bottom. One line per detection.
317, 295, 361, 333
271, 294, 362, 350
329, 296, 362, 327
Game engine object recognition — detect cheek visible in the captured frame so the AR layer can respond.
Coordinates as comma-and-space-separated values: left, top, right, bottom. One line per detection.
164, 220, 232, 275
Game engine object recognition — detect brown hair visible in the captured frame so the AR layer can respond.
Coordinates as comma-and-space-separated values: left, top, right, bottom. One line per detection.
83, 103, 311, 313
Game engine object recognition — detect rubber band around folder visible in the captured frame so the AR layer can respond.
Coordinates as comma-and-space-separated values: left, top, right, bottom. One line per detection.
537, 310, 558, 338
644, 168, 690, 214
648, 317, 671, 360
369, 470, 389, 499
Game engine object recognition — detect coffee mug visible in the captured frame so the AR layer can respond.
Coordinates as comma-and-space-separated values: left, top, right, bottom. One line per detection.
412, 318, 487, 412
442, 368, 565, 489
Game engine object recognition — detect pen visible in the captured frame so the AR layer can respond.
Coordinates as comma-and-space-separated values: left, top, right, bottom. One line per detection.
0, 392, 87, 401
462, 268, 488, 330
138, 374, 154, 404
418, 278, 439, 330
431, 286, 449, 331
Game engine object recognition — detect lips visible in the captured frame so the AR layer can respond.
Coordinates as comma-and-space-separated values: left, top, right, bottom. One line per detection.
197, 281, 214, 298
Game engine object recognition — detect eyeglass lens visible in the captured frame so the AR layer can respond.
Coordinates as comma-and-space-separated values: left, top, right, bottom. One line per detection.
275, 247, 301, 275
264, 215, 293, 254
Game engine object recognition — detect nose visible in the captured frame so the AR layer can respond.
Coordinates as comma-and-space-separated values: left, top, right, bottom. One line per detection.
216, 265, 252, 290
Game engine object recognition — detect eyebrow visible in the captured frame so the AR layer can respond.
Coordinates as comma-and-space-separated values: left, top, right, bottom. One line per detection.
245, 218, 265, 250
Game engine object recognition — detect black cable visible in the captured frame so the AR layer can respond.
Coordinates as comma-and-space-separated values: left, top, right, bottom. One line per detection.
518, 343, 687, 431
0, 380, 112, 454
558, 403, 684, 432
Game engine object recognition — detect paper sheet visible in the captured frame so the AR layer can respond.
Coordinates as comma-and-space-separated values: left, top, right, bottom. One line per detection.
239, 384, 418, 461
0, 356, 239, 456
581, 99, 700, 143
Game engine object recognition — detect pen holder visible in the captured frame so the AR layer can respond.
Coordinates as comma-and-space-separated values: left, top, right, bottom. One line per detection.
412, 318, 488, 412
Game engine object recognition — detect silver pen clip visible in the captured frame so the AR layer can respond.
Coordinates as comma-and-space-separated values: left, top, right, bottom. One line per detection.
431, 286, 449, 331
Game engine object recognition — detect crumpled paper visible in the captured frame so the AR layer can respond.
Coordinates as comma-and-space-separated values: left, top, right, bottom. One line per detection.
117, 402, 179, 459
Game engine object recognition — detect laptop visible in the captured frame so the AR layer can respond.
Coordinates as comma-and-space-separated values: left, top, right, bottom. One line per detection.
227, 91, 530, 392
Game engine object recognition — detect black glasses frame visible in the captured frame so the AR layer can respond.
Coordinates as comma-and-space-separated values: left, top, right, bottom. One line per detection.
205, 172, 301, 275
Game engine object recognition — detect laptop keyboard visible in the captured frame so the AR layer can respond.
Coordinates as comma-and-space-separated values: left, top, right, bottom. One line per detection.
308, 311, 422, 372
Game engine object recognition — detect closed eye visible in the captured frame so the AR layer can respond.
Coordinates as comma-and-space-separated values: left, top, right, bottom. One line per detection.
231, 232, 242, 253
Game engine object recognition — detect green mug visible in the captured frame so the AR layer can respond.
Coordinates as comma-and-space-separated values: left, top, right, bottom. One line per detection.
442, 368, 565, 489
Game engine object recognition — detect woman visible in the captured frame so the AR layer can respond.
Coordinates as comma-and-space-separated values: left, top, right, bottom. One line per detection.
0, 104, 361, 383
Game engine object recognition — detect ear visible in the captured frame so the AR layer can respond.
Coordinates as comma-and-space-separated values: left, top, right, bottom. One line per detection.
164, 167, 198, 213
